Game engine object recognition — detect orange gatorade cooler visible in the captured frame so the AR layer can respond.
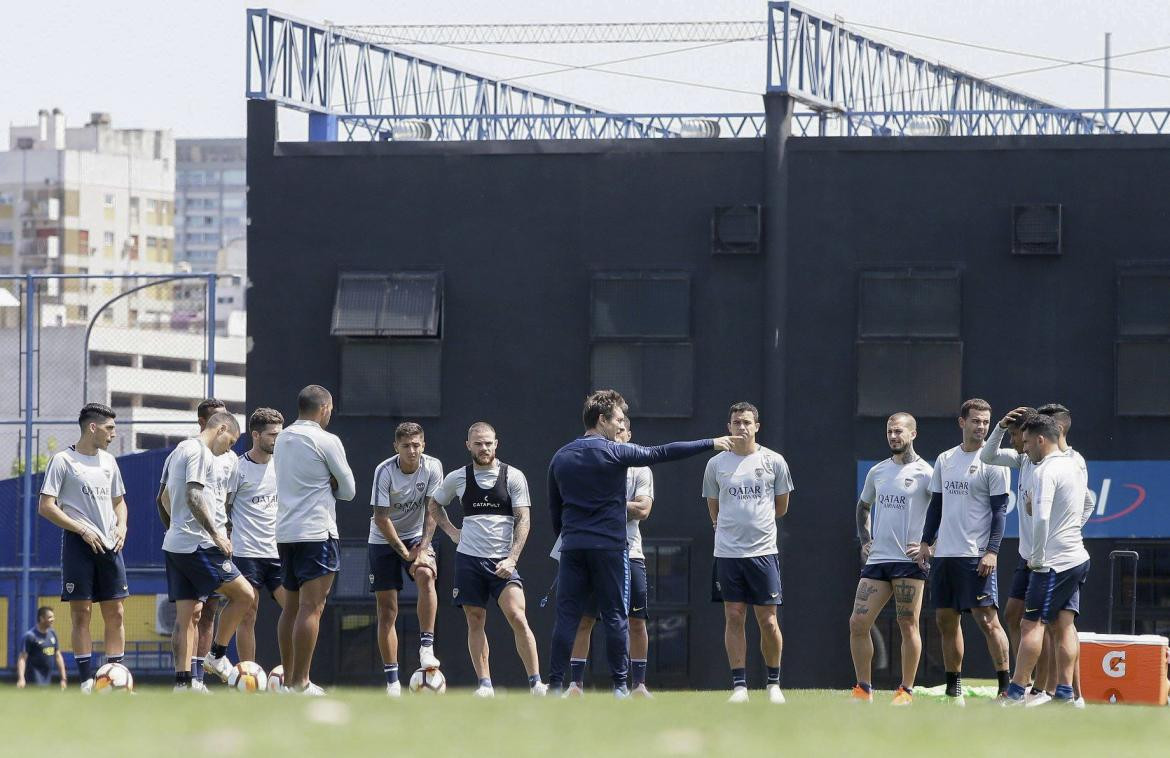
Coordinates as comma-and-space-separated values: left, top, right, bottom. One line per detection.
1078, 632, 1170, 705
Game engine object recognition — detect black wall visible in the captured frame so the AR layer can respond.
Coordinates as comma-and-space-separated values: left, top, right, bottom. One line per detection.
247, 99, 1170, 689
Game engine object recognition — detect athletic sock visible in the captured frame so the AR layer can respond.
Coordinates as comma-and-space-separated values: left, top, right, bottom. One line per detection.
191, 657, 204, 682
1006, 682, 1027, 701
569, 658, 587, 686
419, 632, 435, 648
856, 681, 872, 693
384, 664, 399, 685
75, 655, 93, 681
766, 666, 781, 686
478, 677, 492, 689
106, 654, 124, 665
1053, 683, 1075, 701
632, 659, 648, 687
175, 671, 192, 686
210, 643, 228, 659
945, 671, 961, 697
996, 669, 1011, 694
528, 674, 542, 688
731, 667, 747, 689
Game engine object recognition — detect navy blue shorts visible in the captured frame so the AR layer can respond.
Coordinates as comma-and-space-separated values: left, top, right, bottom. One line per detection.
165, 547, 241, 602
714, 555, 782, 606
278, 539, 340, 592
861, 561, 927, 583
584, 557, 649, 619
930, 556, 997, 611
368, 539, 431, 593
1024, 559, 1090, 623
61, 531, 129, 603
233, 556, 283, 594
453, 552, 521, 608
1009, 562, 1032, 601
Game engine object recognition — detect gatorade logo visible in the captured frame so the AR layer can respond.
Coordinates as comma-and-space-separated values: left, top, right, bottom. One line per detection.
1102, 650, 1126, 678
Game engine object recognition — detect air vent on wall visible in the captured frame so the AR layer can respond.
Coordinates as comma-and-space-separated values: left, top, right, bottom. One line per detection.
712, 205, 761, 255
1012, 204, 1062, 255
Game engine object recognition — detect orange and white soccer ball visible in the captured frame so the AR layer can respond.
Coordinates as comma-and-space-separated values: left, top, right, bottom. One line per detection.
266, 664, 285, 692
228, 661, 267, 693
409, 667, 446, 694
93, 662, 134, 694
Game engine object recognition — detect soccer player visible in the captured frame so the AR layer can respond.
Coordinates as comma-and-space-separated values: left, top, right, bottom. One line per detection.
547, 390, 738, 698
274, 385, 356, 695
564, 423, 654, 698
368, 421, 444, 696
849, 412, 931, 706
704, 402, 793, 704
157, 397, 238, 687
908, 398, 1011, 704
37, 403, 129, 692
979, 406, 1042, 691
224, 407, 288, 664
16, 607, 67, 689
421, 422, 545, 697
159, 412, 255, 691
1002, 413, 1091, 706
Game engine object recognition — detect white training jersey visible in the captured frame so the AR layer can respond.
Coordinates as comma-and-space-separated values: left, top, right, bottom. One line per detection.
274, 420, 356, 542
368, 454, 444, 544
162, 439, 229, 553
702, 446, 794, 559
625, 466, 654, 561
227, 453, 279, 559
40, 446, 126, 550
432, 463, 531, 559
860, 456, 933, 564
1030, 452, 1090, 572
929, 445, 1011, 558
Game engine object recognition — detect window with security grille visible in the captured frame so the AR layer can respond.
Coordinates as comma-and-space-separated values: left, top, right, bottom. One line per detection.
331, 271, 442, 337
858, 268, 961, 338
590, 273, 690, 339
590, 342, 693, 418
856, 341, 963, 417
340, 340, 441, 417
1116, 341, 1170, 416
1118, 266, 1170, 337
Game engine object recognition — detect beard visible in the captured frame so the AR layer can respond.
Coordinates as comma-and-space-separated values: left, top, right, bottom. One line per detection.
475, 451, 496, 466
889, 443, 907, 455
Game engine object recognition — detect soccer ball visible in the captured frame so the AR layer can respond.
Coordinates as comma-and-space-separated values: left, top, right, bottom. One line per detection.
227, 661, 268, 693
266, 664, 285, 692
409, 667, 446, 694
93, 662, 134, 694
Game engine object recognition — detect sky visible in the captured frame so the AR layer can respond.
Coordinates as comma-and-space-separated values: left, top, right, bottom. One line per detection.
2, 0, 1169, 139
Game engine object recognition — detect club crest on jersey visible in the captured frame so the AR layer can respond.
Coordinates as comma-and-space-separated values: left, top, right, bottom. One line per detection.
416, 482, 426, 492
65, 582, 75, 594
754, 468, 765, 478
968, 464, 979, 476
903, 478, 914, 489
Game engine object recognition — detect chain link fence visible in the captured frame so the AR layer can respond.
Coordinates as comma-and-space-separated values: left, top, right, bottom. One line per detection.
0, 273, 241, 676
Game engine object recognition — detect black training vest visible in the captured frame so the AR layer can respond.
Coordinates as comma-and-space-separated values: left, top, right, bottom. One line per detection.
459, 463, 513, 518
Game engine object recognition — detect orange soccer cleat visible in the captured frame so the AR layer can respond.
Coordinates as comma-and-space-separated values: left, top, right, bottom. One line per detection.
891, 686, 914, 706
851, 684, 874, 703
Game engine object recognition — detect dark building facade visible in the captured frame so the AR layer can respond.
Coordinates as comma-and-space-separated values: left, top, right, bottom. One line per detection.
247, 98, 1170, 689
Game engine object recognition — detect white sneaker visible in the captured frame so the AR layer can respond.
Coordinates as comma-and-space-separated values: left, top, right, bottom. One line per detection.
1025, 691, 1052, 708
530, 682, 549, 696
473, 685, 495, 698
301, 682, 326, 696
631, 683, 654, 699
173, 683, 191, 693
386, 681, 402, 697
419, 646, 441, 669
562, 683, 584, 698
728, 686, 749, 703
1073, 696, 1086, 709
613, 686, 631, 700
949, 694, 966, 707
204, 651, 234, 683
80, 678, 94, 694
767, 684, 786, 704
191, 680, 212, 695
276, 684, 293, 695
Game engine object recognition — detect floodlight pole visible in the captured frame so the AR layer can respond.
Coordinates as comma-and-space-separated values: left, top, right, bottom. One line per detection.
20, 273, 35, 642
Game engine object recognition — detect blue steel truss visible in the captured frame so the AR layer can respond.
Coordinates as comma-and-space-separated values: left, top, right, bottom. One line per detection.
246, 8, 606, 118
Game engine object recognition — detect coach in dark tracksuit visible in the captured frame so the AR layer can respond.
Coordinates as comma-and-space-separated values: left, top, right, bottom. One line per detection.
547, 390, 736, 695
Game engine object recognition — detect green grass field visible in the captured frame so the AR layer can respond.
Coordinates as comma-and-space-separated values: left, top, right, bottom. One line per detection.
6, 686, 1167, 757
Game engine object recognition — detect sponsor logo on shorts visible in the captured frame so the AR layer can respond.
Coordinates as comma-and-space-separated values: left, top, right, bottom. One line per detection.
976, 594, 989, 601
770, 592, 779, 598
222, 561, 233, 573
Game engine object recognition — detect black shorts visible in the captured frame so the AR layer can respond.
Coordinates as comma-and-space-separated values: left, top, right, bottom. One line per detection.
930, 556, 998, 611
278, 539, 340, 592
1024, 559, 1090, 623
861, 561, 927, 583
714, 555, 782, 606
165, 547, 241, 602
584, 557, 649, 619
453, 553, 521, 608
368, 539, 432, 593
1009, 562, 1032, 601
233, 556, 283, 594
61, 531, 129, 603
